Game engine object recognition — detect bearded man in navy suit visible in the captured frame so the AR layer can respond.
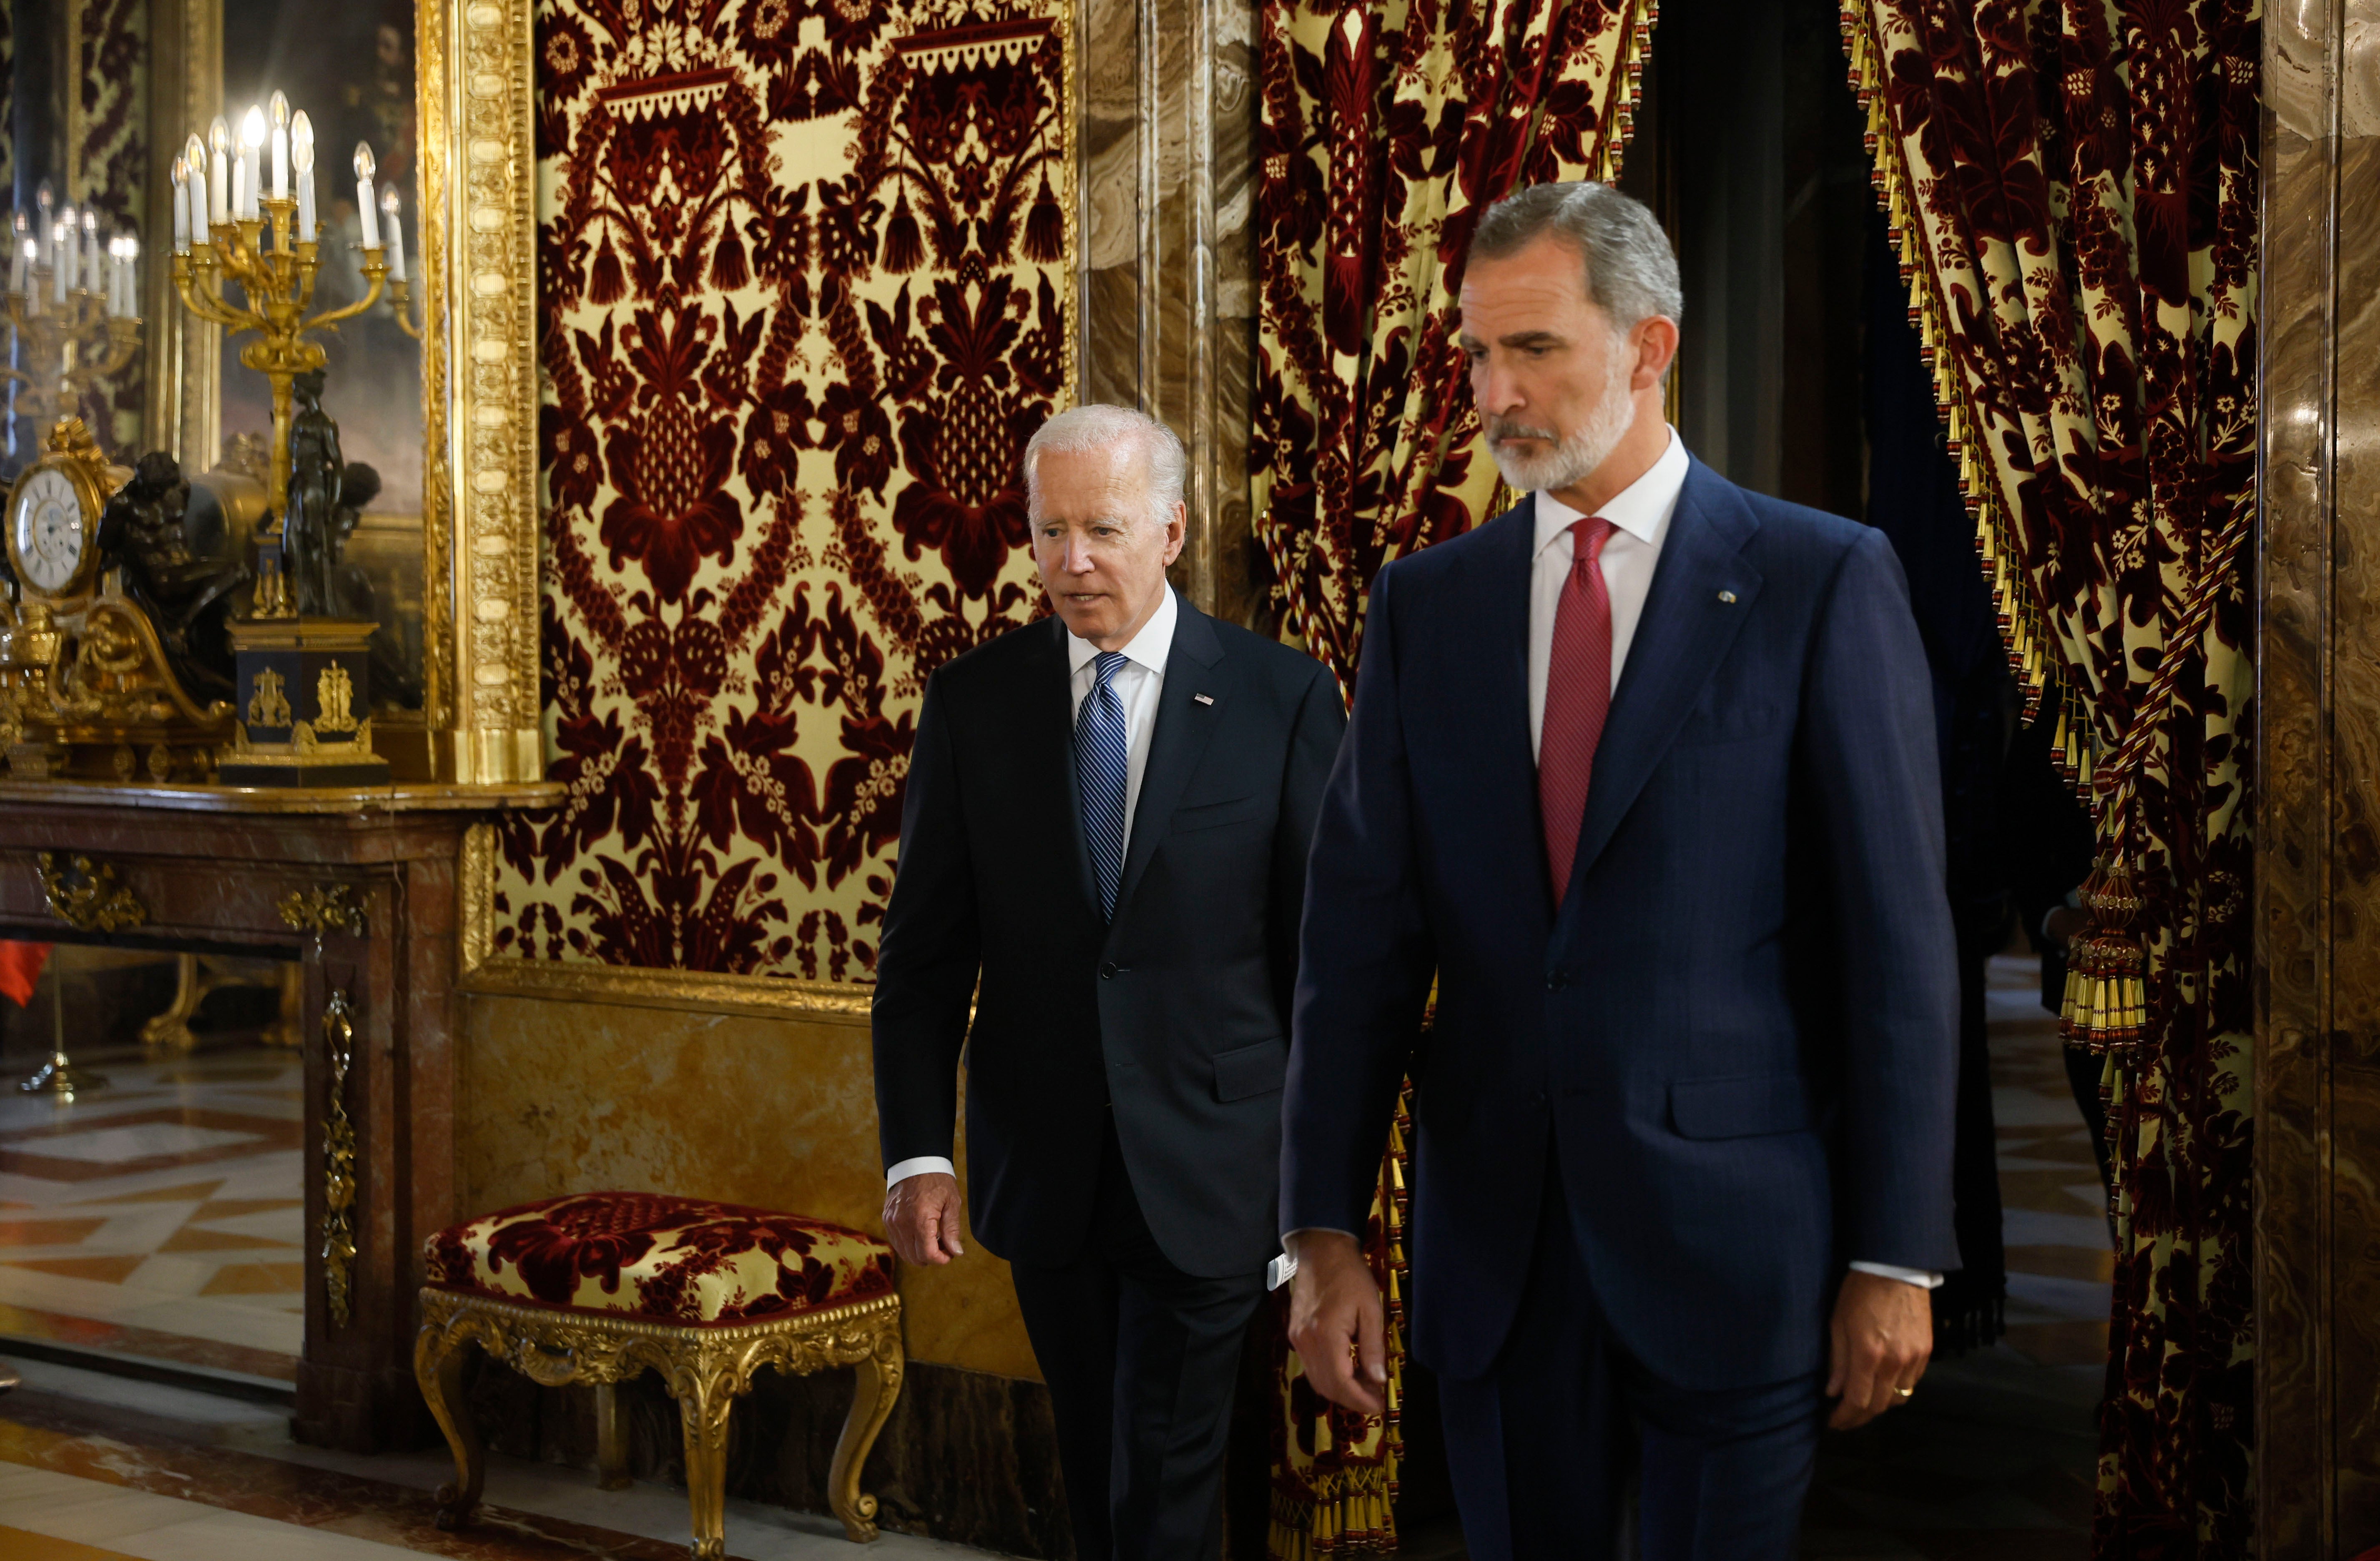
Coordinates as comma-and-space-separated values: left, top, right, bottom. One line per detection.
1281, 181, 1960, 1558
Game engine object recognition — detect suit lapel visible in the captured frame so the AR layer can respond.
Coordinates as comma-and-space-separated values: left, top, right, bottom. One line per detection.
1562, 461, 1764, 900
1113, 591, 1225, 918
1458, 500, 1546, 898
1024, 616, 1102, 917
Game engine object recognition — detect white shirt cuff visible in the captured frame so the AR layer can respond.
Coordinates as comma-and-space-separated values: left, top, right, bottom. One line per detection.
1849, 1260, 1943, 1290
885, 1156, 956, 1188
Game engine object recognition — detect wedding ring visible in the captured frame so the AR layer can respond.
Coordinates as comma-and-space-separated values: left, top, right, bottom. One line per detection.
1892, 1386, 1915, 1399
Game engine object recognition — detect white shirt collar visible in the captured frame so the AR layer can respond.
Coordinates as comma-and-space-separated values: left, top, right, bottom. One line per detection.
1531, 426, 1690, 555
1067, 585, 1179, 677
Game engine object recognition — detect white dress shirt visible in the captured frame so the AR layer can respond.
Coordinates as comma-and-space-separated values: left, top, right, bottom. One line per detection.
1527, 427, 1689, 758
885, 589, 1181, 1191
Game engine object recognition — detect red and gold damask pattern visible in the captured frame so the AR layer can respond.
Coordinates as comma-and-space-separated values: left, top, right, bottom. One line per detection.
1249, 0, 1653, 685
1841, 1, 2255, 1551
74, 0, 144, 449
503, 0, 1072, 976
425, 1192, 896, 1324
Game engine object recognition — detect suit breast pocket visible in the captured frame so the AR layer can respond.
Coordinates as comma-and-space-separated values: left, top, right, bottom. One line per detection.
1172, 793, 1268, 832
1672, 699, 1787, 748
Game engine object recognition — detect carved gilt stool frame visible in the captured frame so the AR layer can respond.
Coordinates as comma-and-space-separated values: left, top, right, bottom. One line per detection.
414, 1287, 905, 1555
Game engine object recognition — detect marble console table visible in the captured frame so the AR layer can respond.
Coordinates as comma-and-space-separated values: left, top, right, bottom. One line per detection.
0, 779, 558, 1452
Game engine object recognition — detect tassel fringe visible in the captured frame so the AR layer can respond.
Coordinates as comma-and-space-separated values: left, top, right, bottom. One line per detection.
2061, 856, 2149, 1052
1838, 3, 2091, 796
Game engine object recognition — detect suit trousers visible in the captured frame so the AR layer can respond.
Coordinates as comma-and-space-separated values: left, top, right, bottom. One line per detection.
1436, 1146, 1827, 1561
1008, 1118, 1268, 1561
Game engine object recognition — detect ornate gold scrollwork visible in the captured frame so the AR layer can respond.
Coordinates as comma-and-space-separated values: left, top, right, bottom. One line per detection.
413, 1288, 903, 1551
277, 882, 367, 951
320, 988, 358, 1328
246, 668, 291, 727
314, 665, 359, 735
36, 852, 147, 932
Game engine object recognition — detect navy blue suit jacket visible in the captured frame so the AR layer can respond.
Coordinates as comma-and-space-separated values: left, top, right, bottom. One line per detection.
1282, 459, 1960, 1391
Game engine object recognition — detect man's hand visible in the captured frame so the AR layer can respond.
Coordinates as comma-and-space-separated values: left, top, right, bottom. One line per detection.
882, 1171, 965, 1267
1825, 1269, 1932, 1429
1285, 1231, 1387, 1414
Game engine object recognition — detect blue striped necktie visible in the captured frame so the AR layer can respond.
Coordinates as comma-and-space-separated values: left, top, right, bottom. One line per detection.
1076, 651, 1130, 920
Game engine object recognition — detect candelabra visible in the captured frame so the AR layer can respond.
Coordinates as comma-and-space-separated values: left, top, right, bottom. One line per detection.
0, 259, 141, 437
172, 203, 385, 618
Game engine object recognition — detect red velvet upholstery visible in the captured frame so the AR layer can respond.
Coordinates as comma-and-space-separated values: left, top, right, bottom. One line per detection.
424, 1192, 895, 1326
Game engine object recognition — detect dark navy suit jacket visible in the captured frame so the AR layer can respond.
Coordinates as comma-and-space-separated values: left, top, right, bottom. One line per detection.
1281, 458, 1961, 1391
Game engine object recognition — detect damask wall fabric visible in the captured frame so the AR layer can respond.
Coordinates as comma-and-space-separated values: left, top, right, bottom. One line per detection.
503, 0, 1073, 975
1841, 1, 2256, 1551
1249, 0, 1653, 685
74, 0, 144, 451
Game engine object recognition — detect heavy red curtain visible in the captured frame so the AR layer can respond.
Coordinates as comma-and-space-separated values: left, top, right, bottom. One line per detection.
1841, 0, 2257, 1551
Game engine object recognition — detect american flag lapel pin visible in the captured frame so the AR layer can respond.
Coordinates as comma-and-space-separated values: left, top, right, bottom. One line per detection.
1193, 692, 1215, 706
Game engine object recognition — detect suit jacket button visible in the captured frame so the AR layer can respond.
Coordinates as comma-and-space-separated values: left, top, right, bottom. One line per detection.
1100, 961, 1117, 979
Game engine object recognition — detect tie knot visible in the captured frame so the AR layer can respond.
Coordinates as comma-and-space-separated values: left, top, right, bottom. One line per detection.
1571, 516, 1616, 565
1092, 650, 1128, 689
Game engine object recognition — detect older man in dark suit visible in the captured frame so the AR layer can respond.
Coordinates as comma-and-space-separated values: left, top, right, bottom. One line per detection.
1282, 182, 1961, 1559
872, 405, 1345, 1561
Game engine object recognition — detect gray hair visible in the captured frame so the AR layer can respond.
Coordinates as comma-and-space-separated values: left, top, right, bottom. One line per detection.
1022, 404, 1187, 529
1469, 181, 1682, 331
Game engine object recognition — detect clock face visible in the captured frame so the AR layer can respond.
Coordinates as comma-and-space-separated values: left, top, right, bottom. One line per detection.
12, 468, 84, 593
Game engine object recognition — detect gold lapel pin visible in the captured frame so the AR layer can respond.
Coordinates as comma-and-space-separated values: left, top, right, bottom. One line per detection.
1717, 590, 1738, 605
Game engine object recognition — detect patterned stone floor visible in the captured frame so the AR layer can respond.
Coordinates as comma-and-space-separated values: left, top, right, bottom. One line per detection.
0, 1355, 987, 1559
0, 1044, 304, 1386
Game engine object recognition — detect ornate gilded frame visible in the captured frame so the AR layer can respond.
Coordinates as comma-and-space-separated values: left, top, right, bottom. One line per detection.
144, 0, 543, 785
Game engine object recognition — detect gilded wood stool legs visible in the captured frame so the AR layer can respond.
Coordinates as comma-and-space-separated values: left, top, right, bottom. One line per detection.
414, 1287, 904, 1553
828, 1329, 904, 1542
412, 1312, 485, 1530
593, 1383, 632, 1491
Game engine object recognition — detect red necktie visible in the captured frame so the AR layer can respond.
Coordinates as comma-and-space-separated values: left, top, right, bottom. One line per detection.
1540, 517, 1616, 898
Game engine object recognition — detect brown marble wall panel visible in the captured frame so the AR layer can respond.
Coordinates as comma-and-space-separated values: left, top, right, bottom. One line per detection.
457, 993, 1039, 1382
2331, 73, 2380, 1561
2257, 15, 2331, 1552
2257, 0, 2380, 1552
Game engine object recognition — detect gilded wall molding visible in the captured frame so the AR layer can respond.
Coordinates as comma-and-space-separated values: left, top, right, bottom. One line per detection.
427, 0, 542, 782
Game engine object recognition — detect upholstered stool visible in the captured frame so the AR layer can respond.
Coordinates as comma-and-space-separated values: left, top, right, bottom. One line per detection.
413, 1191, 903, 1556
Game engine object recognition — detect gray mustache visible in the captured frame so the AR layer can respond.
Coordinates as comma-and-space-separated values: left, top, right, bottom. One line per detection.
1486, 421, 1560, 444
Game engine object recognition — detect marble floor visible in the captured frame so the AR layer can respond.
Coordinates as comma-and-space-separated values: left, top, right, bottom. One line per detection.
0, 1044, 304, 1387
0, 1355, 992, 1559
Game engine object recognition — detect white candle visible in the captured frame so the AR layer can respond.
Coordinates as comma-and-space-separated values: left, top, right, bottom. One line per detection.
184, 136, 210, 242
208, 118, 231, 226
9, 216, 24, 294
239, 107, 265, 220
34, 185, 51, 270
381, 191, 405, 282
172, 161, 190, 252
126, 237, 139, 318
269, 92, 290, 201
292, 113, 317, 241
23, 244, 38, 316
355, 144, 379, 248
52, 219, 70, 302
82, 214, 98, 294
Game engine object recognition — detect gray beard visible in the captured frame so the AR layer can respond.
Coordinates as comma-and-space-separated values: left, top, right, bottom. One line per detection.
1484, 340, 1641, 496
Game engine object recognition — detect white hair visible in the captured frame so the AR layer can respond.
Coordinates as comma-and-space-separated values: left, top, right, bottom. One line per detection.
1022, 405, 1187, 529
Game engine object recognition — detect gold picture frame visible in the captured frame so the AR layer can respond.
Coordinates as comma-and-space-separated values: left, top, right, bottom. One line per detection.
145, 0, 542, 786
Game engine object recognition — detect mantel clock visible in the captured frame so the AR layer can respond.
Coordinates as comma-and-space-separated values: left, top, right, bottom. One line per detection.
5, 431, 113, 603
